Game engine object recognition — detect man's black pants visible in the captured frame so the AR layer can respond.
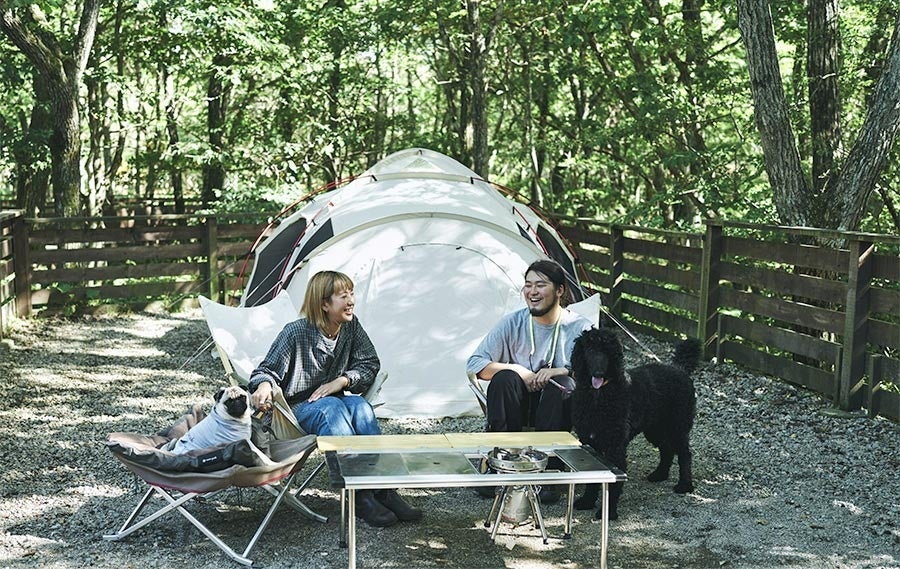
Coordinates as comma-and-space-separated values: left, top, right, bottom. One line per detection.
484, 369, 575, 432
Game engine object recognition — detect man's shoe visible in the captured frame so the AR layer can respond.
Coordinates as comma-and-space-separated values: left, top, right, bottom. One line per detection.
475, 485, 497, 498
538, 486, 560, 505
375, 489, 423, 522
356, 490, 398, 527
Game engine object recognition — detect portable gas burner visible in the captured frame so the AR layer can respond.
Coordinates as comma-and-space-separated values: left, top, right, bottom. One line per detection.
482, 446, 550, 543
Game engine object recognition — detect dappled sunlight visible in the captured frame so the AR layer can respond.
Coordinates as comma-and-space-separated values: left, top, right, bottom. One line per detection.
56, 345, 168, 359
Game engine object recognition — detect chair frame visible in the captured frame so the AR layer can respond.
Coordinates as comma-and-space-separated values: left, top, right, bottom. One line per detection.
105, 382, 327, 566
103, 463, 323, 566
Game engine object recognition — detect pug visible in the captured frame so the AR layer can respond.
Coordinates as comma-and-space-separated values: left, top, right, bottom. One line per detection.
171, 385, 253, 455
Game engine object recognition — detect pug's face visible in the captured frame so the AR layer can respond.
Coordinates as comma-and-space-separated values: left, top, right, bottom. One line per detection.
214, 385, 251, 421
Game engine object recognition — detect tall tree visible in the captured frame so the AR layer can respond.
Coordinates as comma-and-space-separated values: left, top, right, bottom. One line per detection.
737, 0, 900, 231
1, 1, 100, 216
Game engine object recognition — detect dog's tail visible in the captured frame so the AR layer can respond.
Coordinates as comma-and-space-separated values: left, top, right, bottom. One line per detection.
672, 337, 702, 375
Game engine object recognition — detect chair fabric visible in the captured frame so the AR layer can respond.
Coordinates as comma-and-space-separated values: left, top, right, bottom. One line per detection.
105, 401, 324, 566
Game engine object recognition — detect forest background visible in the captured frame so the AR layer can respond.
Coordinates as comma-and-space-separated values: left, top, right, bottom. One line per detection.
0, 0, 898, 236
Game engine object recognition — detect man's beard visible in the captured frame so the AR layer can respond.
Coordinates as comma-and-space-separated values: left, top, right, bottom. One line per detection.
528, 302, 556, 317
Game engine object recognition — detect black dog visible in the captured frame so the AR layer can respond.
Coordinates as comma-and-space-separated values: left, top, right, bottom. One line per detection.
570, 327, 701, 520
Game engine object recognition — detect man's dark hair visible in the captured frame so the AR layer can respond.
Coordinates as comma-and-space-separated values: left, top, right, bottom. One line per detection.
525, 259, 572, 304
525, 259, 566, 286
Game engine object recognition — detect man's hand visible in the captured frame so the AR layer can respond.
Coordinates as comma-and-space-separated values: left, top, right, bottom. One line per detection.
531, 366, 568, 391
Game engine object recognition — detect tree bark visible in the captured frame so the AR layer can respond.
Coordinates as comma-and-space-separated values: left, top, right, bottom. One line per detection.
465, 0, 503, 178
203, 52, 230, 206
807, 0, 843, 195
739, 0, 900, 231
737, 0, 813, 226
11, 74, 52, 216
826, 15, 900, 232
0, 1, 100, 217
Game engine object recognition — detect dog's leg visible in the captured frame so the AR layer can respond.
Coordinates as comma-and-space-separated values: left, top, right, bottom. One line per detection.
672, 437, 694, 494
574, 483, 599, 511
647, 440, 674, 483
595, 481, 623, 521
592, 445, 626, 521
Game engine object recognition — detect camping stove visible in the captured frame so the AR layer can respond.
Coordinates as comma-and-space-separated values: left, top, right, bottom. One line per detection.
482, 447, 550, 543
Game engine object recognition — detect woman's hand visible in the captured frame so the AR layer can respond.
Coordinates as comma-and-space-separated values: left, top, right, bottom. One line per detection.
252, 381, 274, 411
308, 377, 349, 402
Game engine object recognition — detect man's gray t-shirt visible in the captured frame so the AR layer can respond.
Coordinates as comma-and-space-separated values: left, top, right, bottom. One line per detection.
467, 307, 593, 377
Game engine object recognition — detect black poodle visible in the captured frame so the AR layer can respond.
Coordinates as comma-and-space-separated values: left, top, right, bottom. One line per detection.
570, 327, 701, 520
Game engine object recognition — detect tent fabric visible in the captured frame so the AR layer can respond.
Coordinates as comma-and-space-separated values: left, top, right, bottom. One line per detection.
236, 148, 590, 418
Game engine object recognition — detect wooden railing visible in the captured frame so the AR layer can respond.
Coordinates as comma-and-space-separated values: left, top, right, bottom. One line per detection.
554, 216, 899, 422
2, 212, 271, 317
1, 210, 898, 420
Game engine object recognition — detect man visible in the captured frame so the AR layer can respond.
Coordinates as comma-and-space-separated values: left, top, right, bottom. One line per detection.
467, 259, 593, 503
468, 259, 593, 434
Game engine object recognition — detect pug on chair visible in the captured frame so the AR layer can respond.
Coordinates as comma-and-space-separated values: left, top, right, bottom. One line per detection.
171, 386, 253, 455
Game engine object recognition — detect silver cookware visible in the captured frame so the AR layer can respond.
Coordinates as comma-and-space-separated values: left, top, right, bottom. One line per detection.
484, 446, 549, 473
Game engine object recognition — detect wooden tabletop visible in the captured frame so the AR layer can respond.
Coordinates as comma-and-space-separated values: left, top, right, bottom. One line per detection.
316, 431, 580, 452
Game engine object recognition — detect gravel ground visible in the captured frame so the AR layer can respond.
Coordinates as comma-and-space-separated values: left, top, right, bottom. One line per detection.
0, 309, 898, 569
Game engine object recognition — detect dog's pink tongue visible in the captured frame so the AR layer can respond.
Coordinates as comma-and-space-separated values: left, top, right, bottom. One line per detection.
591, 376, 607, 389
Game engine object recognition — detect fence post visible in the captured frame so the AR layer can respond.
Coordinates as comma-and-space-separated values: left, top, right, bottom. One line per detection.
698, 221, 723, 359
608, 225, 624, 320
838, 237, 872, 411
12, 215, 32, 318
205, 216, 219, 302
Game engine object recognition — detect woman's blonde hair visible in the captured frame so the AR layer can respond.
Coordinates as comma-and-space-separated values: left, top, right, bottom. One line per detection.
301, 270, 354, 331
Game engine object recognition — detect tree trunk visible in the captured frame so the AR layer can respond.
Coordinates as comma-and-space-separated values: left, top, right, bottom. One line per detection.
12, 74, 52, 216
466, 0, 487, 177
826, 15, 900, 232
737, 0, 814, 226
0, 1, 100, 217
739, 1, 900, 231
202, 52, 230, 206
807, 0, 843, 196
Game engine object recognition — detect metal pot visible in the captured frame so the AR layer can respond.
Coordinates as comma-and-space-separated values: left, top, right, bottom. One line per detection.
485, 446, 549, 473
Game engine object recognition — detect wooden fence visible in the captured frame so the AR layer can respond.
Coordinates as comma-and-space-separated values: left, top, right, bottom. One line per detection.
0, 211, 270, 319
554, 217, 899, 422
1, 210, 898, 421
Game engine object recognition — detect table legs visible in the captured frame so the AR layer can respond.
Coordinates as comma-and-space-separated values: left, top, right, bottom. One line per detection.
339, 483, 611, 569
348, 490, 357, 569
339, 489, 347, 547
600, 482, 608, 569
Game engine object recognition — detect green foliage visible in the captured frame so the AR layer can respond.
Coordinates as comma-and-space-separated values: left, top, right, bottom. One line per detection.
0, 0, 896, 234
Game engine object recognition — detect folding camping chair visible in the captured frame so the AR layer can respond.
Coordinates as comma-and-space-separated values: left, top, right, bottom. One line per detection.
104, 385, 322, 566
466, 293, 604, 420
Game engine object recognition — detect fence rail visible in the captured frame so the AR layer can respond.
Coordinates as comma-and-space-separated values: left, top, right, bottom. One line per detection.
1, 210, 898, 421
554, 217, 899, 422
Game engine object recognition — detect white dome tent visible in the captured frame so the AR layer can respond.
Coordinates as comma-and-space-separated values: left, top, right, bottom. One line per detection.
232, 148, 592, 418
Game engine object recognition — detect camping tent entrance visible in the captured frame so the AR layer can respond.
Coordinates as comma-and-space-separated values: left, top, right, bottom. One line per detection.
286, 217, 540, 417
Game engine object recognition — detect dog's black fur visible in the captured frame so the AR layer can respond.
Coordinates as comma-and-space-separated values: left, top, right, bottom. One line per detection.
570, 327, 701, 520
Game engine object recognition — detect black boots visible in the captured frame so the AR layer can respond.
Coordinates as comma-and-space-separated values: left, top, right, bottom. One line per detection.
355, 489, 423, 527
355, 490, 397, 527
376, 489, 423, 521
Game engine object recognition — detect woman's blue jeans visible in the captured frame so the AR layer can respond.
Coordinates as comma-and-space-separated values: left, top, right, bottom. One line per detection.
292, 394, 381, 436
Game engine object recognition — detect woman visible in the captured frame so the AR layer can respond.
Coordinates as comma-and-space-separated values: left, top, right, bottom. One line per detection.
248, 270, 421, 527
